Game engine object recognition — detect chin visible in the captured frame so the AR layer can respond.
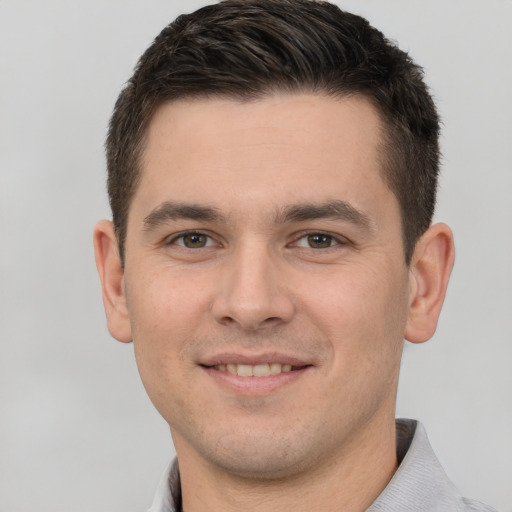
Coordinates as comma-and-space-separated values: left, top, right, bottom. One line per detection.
186, 424, 321, 481
207, 449, 306, 481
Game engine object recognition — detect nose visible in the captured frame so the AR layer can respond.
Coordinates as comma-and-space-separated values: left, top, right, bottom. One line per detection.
211, 242, 295, 331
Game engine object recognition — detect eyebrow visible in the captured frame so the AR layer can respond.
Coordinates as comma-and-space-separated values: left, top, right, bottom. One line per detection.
143, 201, 225, 229
143, 199, 373, 232
278, 200, 373, 231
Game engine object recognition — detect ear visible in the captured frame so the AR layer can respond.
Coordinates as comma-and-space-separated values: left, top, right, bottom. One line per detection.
93, 220, 132, 343
405, 223, 455, 344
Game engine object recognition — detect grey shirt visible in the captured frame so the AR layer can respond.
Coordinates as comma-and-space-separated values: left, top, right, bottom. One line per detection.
148, 419, 498, 512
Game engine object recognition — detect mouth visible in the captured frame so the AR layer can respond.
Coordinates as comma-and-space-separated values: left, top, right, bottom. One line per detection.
198, 354, 313, 394
203, 362, 309, 377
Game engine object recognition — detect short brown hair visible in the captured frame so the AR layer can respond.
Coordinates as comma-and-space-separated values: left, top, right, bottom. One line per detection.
106, 0, 440, 265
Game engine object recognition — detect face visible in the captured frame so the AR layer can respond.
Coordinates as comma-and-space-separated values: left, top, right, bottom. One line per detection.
121, 94, 413, 479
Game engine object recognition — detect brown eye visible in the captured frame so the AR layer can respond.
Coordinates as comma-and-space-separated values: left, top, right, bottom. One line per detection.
182, 233, 208, 248
171, 232, 214, 248
307, 234, 333, 248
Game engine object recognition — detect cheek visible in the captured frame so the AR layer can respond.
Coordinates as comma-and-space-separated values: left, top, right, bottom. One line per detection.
129, 264, 208, 330
127, 278, 198, 420
126, 269, 205, 380
299, 261, 409, 352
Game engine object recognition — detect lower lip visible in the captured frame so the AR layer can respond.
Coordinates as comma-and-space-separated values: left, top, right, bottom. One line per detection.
201, 367, 310, 395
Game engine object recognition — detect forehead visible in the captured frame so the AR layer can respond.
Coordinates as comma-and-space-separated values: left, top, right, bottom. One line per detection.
135, 93, 395, 222
144, 93, 383, 157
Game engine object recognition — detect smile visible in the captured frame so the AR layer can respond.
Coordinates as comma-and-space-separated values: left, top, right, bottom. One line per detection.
212, 363, 298, 377
200, 358, 312, 395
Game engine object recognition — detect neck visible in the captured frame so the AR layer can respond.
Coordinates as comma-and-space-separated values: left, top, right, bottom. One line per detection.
175, 416, 398, 512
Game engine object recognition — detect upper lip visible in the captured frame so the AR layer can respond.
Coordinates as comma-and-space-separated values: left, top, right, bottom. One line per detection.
200, 352, 312, 367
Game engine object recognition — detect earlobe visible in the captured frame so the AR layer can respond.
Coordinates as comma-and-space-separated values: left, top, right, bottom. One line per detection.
93, 220, 133, 343
405, 223, 455, 344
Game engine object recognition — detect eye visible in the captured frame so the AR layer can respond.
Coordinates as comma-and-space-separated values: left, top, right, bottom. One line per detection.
170, 232, 216, 248
293, 232, 345, 249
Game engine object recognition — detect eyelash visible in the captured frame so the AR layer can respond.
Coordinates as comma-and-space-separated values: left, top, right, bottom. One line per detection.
165, 230, 349, 250
291, 231, 349, 250
166, 231, 217, 249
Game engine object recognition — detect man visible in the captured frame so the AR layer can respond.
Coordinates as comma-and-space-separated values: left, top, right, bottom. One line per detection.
93, 1, 496, 510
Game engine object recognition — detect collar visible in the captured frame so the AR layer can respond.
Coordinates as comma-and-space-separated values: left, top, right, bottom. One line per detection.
368, 419, 480, 511
148, 419, 496, 512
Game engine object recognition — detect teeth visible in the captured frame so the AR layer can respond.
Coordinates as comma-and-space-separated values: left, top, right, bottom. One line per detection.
269, 363, 282, 375
215, 363, 295, 377
253, 364, 270, 377
237, 364, 253, 377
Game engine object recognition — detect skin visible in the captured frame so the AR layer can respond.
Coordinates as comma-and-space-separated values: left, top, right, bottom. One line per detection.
94, 93, 454, 511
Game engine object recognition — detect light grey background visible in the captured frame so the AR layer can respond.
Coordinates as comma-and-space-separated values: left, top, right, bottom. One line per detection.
1, 1, 511, 511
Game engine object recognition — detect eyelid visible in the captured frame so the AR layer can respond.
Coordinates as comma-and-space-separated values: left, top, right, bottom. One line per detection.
290, 230, 350, 248
165, 230, 218, 247
162, 229, 350, 249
